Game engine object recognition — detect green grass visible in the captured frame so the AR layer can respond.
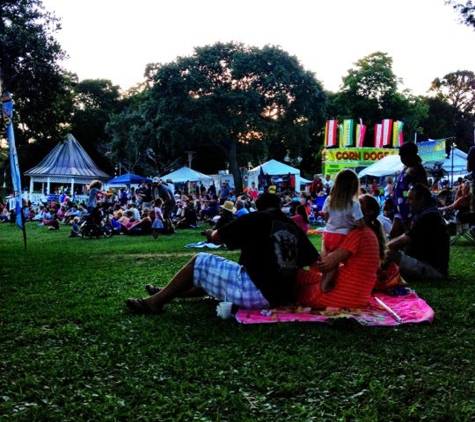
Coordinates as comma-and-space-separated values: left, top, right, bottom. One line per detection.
1, 223, 475, 421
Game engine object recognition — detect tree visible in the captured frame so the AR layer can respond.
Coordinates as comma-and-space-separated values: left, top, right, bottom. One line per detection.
428, 70, 475, 150
419, 96, 455, 140
137, 42, 327, 193
446, 1, 475, 30
329, 52, 428, 145
106, 88, 155, 175
70, 79, 121, 174
430, 70, 475, 118
0, 0, 73, 177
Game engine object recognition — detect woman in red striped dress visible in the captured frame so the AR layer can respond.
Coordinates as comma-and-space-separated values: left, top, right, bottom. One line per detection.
295, 194, 386, 309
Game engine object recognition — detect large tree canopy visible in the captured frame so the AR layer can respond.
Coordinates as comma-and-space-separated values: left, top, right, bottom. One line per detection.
428, 70, 475, 149
71, 79, 121, 174
430, 70, 475, 118
329, 52, 428, 145
133, 42, 327, 192
0, 0, 72, 177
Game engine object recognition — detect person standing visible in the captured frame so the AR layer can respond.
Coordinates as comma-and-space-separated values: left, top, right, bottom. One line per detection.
218, 182, 231, 205
267, 180, 277, 194
248, 182, 259, 201
207, 182, 217, 197
390, 142, 428, 238
86, 180, 103, 225
309, 174, 323, 199
136, 182, 153, 209
467, 145, 475, 213
154, 179, 176, 234
86, 180, 102, 214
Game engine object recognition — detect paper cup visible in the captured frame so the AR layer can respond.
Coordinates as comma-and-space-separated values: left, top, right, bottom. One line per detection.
216, 301, 233, 319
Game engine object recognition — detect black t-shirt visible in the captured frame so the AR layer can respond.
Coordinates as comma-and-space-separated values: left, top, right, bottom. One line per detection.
218, 210, 320, 306
405, 209, 450, 276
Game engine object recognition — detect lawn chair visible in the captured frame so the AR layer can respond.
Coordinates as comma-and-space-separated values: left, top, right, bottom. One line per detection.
448, 210, 475, 245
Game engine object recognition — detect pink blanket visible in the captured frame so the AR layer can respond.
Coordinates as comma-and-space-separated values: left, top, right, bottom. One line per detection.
235, 291, 434, 326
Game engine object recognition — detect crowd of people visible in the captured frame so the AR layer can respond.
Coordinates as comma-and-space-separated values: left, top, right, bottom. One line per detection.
2, 143, 473, 317
2, 175, 328, 239
126, 142, 475, 315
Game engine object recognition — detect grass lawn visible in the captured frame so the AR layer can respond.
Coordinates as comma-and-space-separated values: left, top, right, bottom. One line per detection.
1, 222, 475, 421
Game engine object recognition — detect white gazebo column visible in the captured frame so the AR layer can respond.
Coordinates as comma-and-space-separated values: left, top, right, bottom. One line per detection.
47, 177, 51, 195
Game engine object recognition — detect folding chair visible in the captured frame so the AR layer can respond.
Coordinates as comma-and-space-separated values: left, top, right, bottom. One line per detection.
449, 210, 475, 245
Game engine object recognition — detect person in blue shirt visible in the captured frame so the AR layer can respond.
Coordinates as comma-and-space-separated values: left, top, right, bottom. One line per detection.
235, 199, 249, 217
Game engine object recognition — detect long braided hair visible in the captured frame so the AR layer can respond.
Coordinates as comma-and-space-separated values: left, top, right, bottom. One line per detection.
359, 194, 387, 259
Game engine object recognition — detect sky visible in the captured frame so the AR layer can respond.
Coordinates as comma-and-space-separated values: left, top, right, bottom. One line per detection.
41, 0, 475, 96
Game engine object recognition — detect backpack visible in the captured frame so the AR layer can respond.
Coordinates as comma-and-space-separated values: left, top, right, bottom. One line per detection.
269, 218, 299, 278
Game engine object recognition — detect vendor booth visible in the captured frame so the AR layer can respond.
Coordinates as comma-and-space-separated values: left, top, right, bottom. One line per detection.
159, 166, 213, 194
247, 159, 300, 192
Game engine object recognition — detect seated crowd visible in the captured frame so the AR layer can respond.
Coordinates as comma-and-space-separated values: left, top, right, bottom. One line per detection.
1, 167, 459, 317
12, 177, 326, 238
125, 169, 453, 316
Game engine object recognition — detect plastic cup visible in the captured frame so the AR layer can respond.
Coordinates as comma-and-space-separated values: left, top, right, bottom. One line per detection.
217, 301, 233, 319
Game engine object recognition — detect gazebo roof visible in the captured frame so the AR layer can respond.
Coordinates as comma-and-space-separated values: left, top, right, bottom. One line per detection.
24, 133, 109, 179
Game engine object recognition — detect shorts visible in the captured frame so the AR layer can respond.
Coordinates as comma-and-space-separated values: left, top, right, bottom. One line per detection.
323, 232, 347, 252
193, 253, 270, 309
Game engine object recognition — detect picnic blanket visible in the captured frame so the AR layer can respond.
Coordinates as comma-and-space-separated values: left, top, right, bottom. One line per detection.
184, 241, 224, 249
307, 228, 324, 235
235, 291, 434, 326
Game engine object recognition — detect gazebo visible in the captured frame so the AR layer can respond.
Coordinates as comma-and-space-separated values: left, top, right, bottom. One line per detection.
24, 133, 110, 196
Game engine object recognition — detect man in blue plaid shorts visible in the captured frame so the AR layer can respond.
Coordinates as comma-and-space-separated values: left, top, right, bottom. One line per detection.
126, 193, 320, 314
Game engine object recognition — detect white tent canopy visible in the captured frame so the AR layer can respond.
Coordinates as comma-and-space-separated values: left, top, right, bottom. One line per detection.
425, 147, 467, 173
357, 155, 402, 178
248, 159, 300, 190
358, 148, 468, 181
159, 166, 213, 184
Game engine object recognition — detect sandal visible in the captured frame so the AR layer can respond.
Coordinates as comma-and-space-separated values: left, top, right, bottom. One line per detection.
145, 284, 162, 296
126, 298, 161, 314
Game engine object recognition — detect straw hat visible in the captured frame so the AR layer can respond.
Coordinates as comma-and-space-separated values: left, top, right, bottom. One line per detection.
220, 200, 236, 213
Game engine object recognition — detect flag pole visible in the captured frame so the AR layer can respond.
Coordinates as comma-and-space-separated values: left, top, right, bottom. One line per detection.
2, 87, 27, 249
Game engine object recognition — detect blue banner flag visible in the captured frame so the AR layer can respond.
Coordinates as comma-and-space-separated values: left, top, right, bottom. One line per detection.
2, 91, 25, 232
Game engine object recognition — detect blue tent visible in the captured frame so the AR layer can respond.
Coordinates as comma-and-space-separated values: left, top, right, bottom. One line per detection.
107, 173, 151, 185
